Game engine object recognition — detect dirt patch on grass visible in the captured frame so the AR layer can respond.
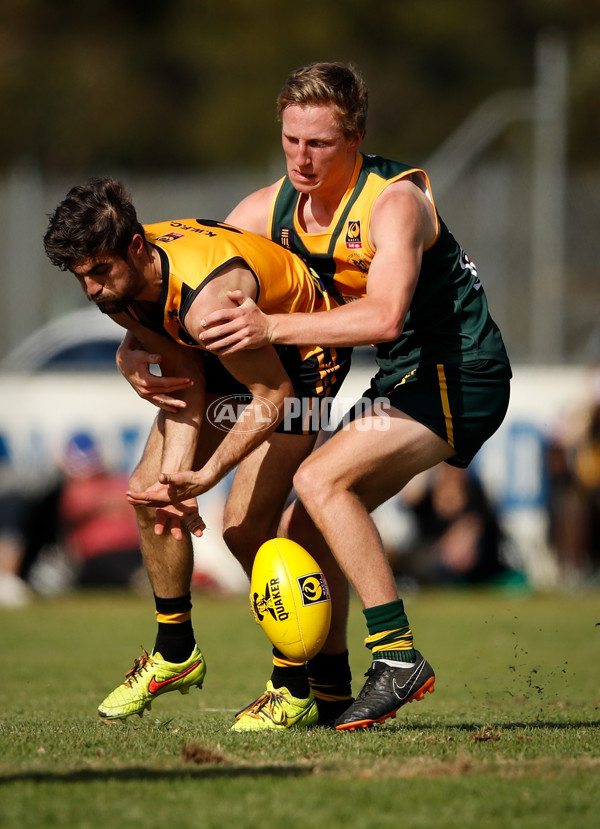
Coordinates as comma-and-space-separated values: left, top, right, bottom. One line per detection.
181, 742, 226, 765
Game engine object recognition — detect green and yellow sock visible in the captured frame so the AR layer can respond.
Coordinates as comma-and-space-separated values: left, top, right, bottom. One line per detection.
364, 599, 416, 664
153, 592, 196, 664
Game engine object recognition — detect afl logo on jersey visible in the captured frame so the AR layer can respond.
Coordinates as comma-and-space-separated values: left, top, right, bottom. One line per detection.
345, 221, 362, 249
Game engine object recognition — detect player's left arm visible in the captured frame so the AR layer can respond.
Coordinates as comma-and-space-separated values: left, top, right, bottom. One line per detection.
128, 264, 294, 503
116, 329, 194, 413
110, 314, 208, 469
111, 314, 209, 536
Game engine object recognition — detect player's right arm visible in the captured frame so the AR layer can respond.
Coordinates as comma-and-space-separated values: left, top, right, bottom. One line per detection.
224, 182, 280, 236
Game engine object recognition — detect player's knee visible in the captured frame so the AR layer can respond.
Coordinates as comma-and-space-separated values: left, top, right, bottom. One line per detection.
278, 503, 294, 538
223, 516, 279, 575
131, 502, 154, 532
222, 523, 259, 573
279, 499, 309, 540
293, 456, 327, 511
125, 469, 155, 530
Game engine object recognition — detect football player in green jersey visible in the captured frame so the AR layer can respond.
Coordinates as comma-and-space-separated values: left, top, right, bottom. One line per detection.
119, 62, 511, 731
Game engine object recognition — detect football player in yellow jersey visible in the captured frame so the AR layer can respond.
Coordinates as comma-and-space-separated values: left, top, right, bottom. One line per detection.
124, 62, 511, 732
43, 176, 352, 728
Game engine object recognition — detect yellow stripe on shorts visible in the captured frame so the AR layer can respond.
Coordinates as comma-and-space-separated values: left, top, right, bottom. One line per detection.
436, 364, 455, 449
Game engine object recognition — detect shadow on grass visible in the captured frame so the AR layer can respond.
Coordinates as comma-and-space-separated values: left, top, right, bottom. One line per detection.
0, 764, 315, 785
371, 720, 600, 733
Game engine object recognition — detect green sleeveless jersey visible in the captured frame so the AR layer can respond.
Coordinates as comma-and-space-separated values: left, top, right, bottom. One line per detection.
268, 153, 510, 380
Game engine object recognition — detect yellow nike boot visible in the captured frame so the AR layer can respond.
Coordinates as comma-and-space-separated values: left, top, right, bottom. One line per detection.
98, 646, 206, 720
231, 681, 318, 732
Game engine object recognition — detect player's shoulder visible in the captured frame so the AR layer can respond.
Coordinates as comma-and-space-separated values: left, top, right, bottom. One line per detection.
375, 157, 437, 217
225, 180, 282, 236
370, 176, 437, 248
376, 174, 428, 201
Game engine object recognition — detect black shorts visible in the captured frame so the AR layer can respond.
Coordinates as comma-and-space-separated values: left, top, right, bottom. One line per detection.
203, 345, 353, 435
362, 359, 511, 467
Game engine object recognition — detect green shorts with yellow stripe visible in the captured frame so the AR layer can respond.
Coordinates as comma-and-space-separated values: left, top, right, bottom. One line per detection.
365, 359, 511, 468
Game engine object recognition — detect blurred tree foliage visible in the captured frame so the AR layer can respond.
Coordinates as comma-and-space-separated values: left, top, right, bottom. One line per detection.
0, 0, 598, 174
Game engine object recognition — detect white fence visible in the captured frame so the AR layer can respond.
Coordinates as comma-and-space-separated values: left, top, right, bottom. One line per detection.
0, 363, 591, 590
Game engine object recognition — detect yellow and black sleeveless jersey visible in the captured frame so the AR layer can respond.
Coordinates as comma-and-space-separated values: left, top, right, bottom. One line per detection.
268, 153, 510, 374
124, 219, 352, 419
126, 218, 333, 362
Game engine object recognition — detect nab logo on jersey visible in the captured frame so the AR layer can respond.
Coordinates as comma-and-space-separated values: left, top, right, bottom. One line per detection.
345, 221, 362, 249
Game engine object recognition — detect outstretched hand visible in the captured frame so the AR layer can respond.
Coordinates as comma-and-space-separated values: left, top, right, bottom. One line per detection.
154, 501, 206, 541
199, 290, 272, 354
127, 473, 209, 508
155, 470, 210, 503
126, 481, 206, 540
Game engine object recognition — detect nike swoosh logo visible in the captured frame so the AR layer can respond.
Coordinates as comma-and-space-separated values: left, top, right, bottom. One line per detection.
148, 660, 203, 694
288, 700, 316, 725
392, 660, 425, 701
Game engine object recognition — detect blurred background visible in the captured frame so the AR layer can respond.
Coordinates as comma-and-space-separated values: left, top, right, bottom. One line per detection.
1, 0, 599, 604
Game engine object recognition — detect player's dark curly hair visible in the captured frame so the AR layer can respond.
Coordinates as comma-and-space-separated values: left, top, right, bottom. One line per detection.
277, 62, 368, 138
43, 176, 145, 270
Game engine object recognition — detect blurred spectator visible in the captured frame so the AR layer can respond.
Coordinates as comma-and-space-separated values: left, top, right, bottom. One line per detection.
546, 350, 600, 585
1, 429, 240, 603
0, 474, 34, 607
384, 464, 516, 587
0, 436, 62, 607
56, 432, 144, 589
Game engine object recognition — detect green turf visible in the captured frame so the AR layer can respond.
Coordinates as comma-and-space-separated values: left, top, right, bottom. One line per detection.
1, 588, 599, 828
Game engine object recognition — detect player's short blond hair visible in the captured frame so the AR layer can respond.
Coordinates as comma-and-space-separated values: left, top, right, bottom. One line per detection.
277, 62, 368, 139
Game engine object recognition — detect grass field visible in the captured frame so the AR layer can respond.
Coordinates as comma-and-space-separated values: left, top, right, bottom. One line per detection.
1, 586, 599, 828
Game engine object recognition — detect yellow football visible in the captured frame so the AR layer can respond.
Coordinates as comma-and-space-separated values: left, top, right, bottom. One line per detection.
249, 538, 331, 662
